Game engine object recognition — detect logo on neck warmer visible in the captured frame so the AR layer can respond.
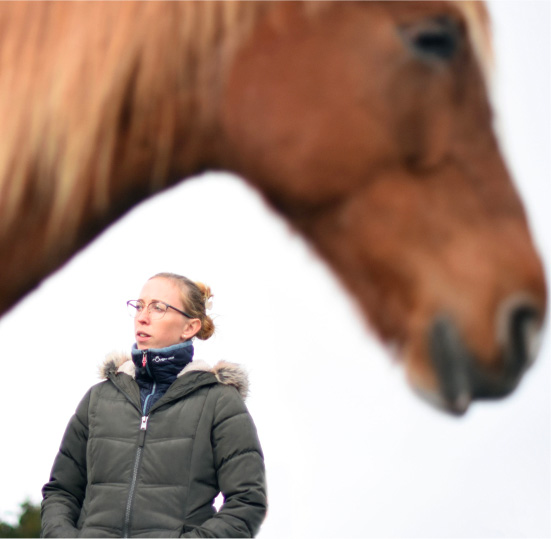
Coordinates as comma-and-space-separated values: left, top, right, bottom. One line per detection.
153, 355, 174, 363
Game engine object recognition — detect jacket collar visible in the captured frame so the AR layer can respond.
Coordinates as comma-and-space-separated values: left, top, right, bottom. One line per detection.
131, 341, 194, 385
99, 351, 250, 400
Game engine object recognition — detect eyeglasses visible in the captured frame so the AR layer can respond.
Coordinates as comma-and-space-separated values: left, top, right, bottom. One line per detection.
127, 300, 193, 320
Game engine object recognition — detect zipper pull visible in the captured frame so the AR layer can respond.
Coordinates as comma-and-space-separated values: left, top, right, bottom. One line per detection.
142, 351, 147, 368
138, 415, 149, 447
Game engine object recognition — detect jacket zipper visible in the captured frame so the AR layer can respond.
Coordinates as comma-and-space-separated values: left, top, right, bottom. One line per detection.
123, 414, 149, 538
123, 351, 154, 538
142, 351, 157, 415
143, 382, 157, 415
113, 350, 195, 538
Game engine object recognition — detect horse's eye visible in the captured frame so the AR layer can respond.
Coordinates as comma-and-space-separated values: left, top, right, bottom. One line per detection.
400, 16, 461, 61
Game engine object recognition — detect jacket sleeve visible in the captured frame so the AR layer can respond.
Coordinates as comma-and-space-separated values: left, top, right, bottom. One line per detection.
182, 387, 267, 538
41, 389, 91, 538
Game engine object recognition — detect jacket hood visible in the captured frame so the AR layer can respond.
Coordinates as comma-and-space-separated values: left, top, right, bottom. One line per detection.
99, 352, 250, 400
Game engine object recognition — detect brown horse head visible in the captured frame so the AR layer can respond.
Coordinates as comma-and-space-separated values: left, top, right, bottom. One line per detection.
0, 1, 546, 414
217, 1, 547, 413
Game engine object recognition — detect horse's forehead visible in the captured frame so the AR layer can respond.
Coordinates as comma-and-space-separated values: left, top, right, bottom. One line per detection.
363, 1, 492, 79
452, 1, 493, 83
264, 1, 492, 84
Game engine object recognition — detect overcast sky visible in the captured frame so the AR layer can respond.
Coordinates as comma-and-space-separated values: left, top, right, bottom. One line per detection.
0, 2, 549, 537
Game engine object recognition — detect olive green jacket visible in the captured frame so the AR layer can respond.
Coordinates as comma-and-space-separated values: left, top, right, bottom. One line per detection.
41, 354, 267, 538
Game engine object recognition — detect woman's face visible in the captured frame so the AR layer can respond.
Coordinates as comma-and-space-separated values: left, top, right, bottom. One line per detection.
134, 277, 196, 350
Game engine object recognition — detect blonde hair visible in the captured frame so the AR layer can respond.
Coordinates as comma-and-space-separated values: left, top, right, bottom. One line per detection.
150, 272, 215, 341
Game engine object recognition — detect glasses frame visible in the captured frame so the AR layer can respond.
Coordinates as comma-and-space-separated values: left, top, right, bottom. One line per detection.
127, 300, 194, 320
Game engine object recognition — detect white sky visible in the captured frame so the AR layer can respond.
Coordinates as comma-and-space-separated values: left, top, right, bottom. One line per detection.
0, 2, 549, 537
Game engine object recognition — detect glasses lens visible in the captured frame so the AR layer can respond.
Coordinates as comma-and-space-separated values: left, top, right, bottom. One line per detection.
127, 301, 141, 318
148, 301, 168, 320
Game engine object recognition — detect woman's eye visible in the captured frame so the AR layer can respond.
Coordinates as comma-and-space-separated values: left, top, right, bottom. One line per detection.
151, 303, 165, 313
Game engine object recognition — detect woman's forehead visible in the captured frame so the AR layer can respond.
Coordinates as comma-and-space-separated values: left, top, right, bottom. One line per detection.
139, 278, 182, 304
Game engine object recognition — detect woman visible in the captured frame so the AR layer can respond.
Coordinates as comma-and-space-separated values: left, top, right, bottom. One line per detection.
41, 273, 267, 538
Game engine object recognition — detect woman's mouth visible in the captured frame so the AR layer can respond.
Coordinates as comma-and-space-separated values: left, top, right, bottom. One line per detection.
136, 332, 151, 342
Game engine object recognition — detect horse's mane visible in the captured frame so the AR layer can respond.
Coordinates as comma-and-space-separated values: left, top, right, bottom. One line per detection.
0, 1, 272, 244
455, 1, 493, 81
0, 1, 491, 248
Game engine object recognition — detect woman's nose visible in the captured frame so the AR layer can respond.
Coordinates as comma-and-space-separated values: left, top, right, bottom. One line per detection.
137, 309, 150, 323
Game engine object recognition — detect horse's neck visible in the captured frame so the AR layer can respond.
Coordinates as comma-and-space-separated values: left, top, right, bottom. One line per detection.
0, 7, 203, 315
0, 1, 278, 315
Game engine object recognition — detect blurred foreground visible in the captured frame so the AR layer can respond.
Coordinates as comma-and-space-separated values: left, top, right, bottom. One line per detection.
0, 501, 40, 538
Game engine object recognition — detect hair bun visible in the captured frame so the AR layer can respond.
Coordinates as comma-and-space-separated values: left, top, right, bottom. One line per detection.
197, 315, 215, 340
195, 281, 213, 310
150, 273, 215, 341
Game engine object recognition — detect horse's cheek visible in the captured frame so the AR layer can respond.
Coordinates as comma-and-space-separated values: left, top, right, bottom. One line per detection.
218, 4, 400, 204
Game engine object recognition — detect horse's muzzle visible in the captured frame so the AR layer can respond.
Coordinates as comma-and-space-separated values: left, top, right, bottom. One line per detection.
426, 298, 543, 415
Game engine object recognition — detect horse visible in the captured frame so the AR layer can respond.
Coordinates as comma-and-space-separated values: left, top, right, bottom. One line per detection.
0, 1, 546, 415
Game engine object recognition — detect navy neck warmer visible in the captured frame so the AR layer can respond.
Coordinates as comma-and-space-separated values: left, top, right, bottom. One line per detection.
131, 341, 194, 414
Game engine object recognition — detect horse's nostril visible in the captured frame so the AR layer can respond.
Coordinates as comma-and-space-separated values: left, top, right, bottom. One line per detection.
428, 316, 472, 415
427, 299, 543, 414
468, 297, 543, 400
498, 297, 542, 378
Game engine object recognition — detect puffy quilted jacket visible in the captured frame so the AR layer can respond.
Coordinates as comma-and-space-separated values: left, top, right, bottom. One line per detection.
41, 354, 267, 538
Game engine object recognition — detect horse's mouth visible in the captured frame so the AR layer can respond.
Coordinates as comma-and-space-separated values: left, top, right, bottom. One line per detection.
424, 300, 542, 415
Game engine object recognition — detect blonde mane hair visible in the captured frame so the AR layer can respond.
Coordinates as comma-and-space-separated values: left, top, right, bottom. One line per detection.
455, 1, 493, 81
0, 1, 491, 248
0, 1, 270, 243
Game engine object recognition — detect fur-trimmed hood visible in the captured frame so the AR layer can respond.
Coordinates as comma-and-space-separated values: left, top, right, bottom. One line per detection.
99, 352, 249, 400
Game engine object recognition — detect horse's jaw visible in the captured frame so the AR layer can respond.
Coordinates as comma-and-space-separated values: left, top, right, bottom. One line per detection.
281, 166, 546, 415
417, 306, 542, 415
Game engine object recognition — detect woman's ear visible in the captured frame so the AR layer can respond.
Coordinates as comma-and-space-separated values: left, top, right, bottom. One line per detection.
182, 319, 202, 340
